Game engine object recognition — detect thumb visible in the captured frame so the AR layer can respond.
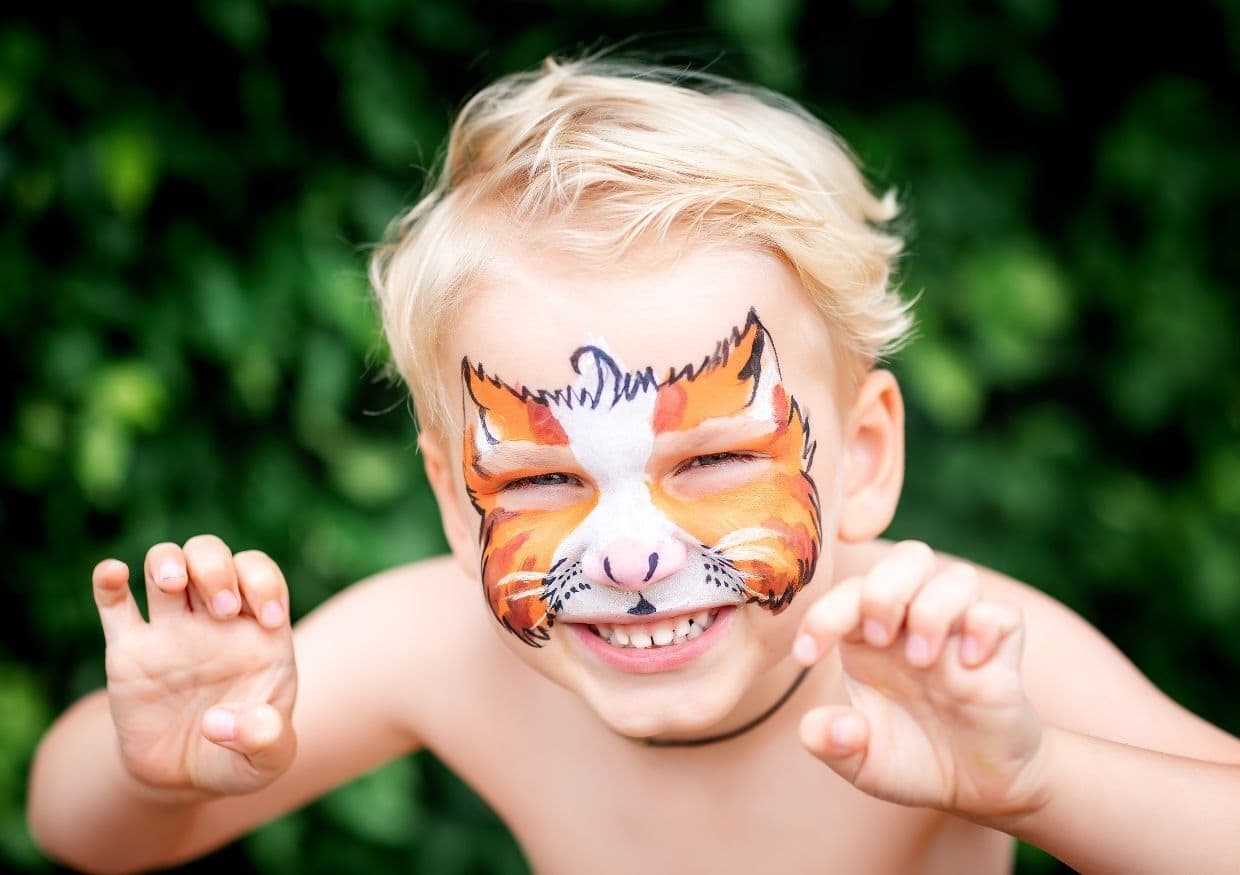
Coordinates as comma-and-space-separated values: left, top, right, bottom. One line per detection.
202, 704, 297, 776
800, 705, 869, 784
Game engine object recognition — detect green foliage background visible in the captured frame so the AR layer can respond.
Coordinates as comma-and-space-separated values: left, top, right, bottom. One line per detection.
4, 1, 1238, 872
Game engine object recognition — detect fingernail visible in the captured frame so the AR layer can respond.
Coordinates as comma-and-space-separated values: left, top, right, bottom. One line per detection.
906, 634, 930, 664
156, 558, 183, 582
793, 634, 817, 663
212, 590, 239, 617
260, 601, 284, 627
204, 708, 236, 741
961, 635, 980, 664
830, 714, 863, 748
863, 618, 887, 645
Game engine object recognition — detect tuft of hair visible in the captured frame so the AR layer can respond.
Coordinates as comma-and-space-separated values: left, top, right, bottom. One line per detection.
368, 54, 915, 436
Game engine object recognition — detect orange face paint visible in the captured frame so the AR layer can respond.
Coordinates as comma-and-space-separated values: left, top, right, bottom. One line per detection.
462, 309, 820, 647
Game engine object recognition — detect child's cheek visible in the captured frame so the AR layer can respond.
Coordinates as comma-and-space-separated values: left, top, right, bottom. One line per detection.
651, 468, 820, 613
478, 502, 593, 646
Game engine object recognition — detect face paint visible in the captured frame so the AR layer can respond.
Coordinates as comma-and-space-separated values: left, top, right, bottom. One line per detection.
461, 308, 821, 647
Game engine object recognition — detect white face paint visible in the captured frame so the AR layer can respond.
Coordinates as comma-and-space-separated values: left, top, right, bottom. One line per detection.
461, 309, 822, 647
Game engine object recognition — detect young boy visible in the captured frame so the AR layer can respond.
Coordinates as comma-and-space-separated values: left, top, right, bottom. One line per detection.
27, 57, 1240, 874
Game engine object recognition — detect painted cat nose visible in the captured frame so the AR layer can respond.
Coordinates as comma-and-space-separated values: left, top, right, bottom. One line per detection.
583, 538, 687, 589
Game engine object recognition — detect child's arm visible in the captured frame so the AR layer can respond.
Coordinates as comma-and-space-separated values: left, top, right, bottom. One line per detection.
27, 539, 426, 874
793, 540, 1240, 874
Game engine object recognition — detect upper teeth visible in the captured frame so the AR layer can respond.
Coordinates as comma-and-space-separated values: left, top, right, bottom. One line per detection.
591, 609, 720, 649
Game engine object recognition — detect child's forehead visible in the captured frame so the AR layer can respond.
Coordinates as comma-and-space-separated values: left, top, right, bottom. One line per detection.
441, 240, 836, 399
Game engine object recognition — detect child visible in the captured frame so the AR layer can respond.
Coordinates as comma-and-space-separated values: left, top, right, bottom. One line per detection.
27, 56, 1240, 874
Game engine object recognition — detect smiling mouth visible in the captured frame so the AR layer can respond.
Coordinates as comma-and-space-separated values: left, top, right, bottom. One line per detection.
586, 607, 723, 649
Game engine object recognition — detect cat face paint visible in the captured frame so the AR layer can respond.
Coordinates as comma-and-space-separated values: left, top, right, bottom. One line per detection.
461, 308, 821, 647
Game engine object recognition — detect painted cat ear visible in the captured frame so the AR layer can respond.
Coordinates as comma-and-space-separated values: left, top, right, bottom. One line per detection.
654, 311, 783, 432
728, 310, 782, 404
461, 359, 567, 445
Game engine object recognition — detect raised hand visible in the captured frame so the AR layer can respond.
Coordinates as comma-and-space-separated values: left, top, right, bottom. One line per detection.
91, 535, 298, 800
793, 540, 1048, 821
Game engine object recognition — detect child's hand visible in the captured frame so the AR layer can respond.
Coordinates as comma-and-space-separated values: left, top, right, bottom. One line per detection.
793, 540, 1048, 822
91, 536, 297, 800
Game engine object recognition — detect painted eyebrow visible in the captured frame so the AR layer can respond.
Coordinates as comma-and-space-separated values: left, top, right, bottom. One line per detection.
471, 441, 580, 476
651, 413, 780, 458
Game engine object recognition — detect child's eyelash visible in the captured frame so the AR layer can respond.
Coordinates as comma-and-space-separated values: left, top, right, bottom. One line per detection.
503, 454, 757, 490
680, 452, 758, 472
504, 473, 582, 491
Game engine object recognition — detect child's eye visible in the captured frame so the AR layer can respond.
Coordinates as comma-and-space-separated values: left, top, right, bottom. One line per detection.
679, 452, 757, 472
504, 472, 582, 491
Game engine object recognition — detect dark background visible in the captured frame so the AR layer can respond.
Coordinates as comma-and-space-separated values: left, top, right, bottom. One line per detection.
4, 1, 1238, 872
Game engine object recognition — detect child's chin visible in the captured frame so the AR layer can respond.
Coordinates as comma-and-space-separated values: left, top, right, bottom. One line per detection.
590, 685, 745, 741
572, 653, 761, 741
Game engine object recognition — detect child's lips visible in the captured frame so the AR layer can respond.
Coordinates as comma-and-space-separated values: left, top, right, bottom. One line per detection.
564, 605, 737, 674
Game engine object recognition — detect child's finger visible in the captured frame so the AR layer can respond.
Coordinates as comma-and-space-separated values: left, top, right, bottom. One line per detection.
794, 575, 864, 665
92, 558, 144, 643
201, 703, 297, 778
234, 550, 290, 630
858, 540, 936, 647
799, 705, 870, 785
144, 542, 190, 621
903, 561, 980, 668
960, 601, 1023, 667
183, 534, 242, 620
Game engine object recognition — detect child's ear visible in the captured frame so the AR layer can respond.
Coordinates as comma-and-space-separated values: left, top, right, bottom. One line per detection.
837, 368, 905, 542
417, 429, 478, 578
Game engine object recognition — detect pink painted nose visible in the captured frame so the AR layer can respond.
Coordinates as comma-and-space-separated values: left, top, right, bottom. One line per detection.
583, 538, 687, 590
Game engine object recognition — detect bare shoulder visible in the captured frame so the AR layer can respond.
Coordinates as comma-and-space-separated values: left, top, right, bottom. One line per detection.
323, 554, 527, 747
931, 544, 1240, 762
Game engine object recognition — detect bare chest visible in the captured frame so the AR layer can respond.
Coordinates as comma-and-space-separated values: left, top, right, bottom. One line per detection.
432, 721, 1013, 875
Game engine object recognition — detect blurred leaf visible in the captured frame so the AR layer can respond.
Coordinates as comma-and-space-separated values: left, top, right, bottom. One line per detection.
231, 345, 280, 415
74, 415, 131, 503
191, 257, 250, 358
710, 0, 804, 39
245, 812, 309, 875
327, 437, 411, 506
0, 25, 42, 133
0, 666, 50, 869
319, 757, 422, 847
17, 401, 65, 453
339, 37, 433, 168
954, 240, 1070, 383
88, 361, 168, 432
200, 0, 268, 52
1202, 448, 1240, 517
94, 120, 159, 215
899, 339, 984, 429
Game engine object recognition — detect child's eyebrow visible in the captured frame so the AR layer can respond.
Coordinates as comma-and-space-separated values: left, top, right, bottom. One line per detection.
472, 441, 581, 476
651, 414, 780, 459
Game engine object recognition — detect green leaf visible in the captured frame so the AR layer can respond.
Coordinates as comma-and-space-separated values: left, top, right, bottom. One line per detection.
899, 339, 984, 429
88, 361, 168, 432
95, 121, 159, 215
75, 416, 131, 503
319, 757, 422, 847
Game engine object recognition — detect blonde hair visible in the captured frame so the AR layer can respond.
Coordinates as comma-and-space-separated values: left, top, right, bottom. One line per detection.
368, 55, 915, 435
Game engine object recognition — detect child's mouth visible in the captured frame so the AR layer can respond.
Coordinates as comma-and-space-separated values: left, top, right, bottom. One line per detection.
586, 608, 722, 649
568, 606, 736, 673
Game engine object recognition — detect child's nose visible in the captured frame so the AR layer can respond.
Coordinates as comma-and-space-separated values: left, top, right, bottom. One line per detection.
583, 538, 687, 589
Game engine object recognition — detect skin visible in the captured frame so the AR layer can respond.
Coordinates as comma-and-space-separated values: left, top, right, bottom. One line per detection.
27, 241, 1240, 874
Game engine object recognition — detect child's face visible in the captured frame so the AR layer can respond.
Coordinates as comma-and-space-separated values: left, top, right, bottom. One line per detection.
429, 239, 889, 739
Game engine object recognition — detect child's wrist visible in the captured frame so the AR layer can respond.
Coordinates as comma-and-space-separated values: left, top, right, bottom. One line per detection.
966, 723, 1061, 835
117, 762, 217, 810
